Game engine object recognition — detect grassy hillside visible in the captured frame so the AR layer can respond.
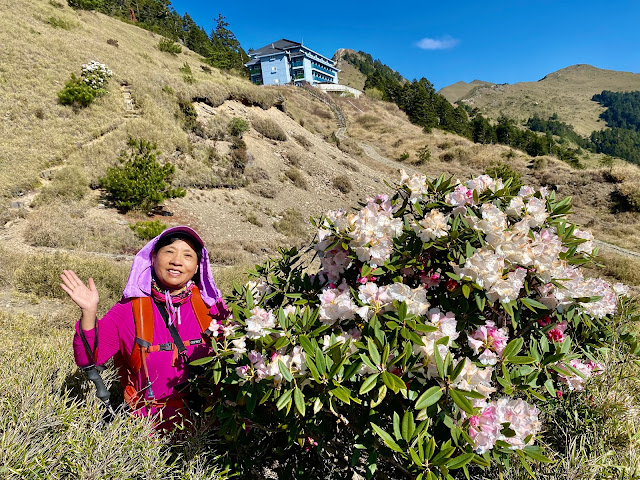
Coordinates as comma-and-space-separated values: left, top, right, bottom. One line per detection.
3, 1, 640, 478
459, 64, 640, 136
333, 48, 368, 90
437, 79, 494, 103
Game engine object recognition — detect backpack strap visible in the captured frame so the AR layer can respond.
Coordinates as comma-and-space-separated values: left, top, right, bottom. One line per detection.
131, 297, 156, 399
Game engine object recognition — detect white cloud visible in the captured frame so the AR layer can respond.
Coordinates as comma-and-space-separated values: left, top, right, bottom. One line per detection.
416, 36, 460, 50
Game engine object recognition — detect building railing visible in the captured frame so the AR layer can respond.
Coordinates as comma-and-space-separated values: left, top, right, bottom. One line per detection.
313, 75, 334, 83
291, 60, 304, 68
312, 64, 336, 76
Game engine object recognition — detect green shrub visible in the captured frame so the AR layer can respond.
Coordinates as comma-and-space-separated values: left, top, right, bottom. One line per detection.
398, 151, 410, 162
57, 74, 100, 108
194, 174, 637, 478
414, 145, 431, 165
47, 16, 73, 29
332, 175, 352, 194
158, 37, 182, 55
228, 118, 249, 138
58, 62, 112, 108
532, 157, 548, 170
252, 117, 287, 141
179, 101, 198, 132
284, 168, 307, 190
273, 208, 306, 237
129, 220, 168, 240
100, 138, 185, 213
485, 163, 523, 193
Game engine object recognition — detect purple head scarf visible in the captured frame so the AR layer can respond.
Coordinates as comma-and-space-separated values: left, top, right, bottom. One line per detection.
122, 225, 222, 307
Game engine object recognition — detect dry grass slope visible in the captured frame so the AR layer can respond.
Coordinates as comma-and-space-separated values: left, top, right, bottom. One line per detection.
460, 64, 640, 136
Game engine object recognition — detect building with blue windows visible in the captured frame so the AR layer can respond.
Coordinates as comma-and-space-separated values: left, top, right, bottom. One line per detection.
246, 39, 339, 87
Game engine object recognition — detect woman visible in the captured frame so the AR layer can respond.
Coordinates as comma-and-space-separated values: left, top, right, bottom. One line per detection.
62, 226, 228, 430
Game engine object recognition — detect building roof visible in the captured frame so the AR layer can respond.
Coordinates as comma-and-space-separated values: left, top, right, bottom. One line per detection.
250, 39, 302, 58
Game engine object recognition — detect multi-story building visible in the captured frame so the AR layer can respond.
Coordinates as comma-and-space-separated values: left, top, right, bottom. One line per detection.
246, 39, 339, 86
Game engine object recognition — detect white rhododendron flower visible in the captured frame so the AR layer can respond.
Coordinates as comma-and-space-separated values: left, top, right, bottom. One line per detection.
412, 209, 450, 242
245, 307, 277, 339
574, 228, 595, 254
454, 248, 505, 289
451, 358, 496, 398
318, 281, 356, 324
399, 170, 429, 202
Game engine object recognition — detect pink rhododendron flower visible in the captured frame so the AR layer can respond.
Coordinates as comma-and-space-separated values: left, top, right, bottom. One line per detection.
557, 359, 605, 391
547, 321, 568, 343
318, 281, 356, 324
420, 271, 441, 288
468, 321, 509, 365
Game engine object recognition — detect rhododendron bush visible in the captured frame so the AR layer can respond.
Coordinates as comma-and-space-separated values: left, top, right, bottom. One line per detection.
193, 172, 636, 479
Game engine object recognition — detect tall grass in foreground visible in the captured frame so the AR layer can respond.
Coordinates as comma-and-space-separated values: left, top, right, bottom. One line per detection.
0, 310, 225, 480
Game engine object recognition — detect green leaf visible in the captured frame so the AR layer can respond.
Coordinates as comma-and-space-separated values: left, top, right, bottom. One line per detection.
370, 422, 404, 453
523, 445, 553, 463
343, 361, 362, 381
189, 356, 214, 366
447, 453, 475, 469
330, 383, 352, 404
507, 356, 536, 365
462, 284, 471, 299
367, 338, 381, 366
278, 360, 293, 382
415, 386, 443, 409
520, 298, 549, 312
393, 411, 402, 441
502, 337, 524, 360
359, 373, 380, 395
293, 388, 305, 416
402, 411, 416, 442
315, 347, 326, 375
299, 335, 315, 357
409, 448, 423, 467
276, 389, 293, 411
449, 389, 474, 415
371, 385, 387, 408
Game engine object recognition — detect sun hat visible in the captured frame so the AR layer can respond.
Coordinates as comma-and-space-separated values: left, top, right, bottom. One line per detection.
122, 225, 222, 306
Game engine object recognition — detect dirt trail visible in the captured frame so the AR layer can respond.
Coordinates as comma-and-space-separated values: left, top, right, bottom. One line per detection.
0, 84, 144, 262
594, 240, 640, 259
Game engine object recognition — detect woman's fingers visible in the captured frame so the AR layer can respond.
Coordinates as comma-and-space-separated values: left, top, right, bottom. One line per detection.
88, 277, 97, 292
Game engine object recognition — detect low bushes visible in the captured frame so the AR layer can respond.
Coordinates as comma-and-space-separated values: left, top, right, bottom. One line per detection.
158, 37, 182, 55
252, 117, 287, 141
332, 175, 352, 194
58, 61, 113, 108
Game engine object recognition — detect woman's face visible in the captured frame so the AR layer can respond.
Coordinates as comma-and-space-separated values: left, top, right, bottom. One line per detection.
152, 239, 199, 293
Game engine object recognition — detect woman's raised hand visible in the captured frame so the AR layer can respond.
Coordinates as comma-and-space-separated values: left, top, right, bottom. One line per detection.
60, 270, 99, 315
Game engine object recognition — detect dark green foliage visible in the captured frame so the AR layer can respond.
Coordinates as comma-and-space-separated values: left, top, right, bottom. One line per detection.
592, 90, 640, 131
100, 138, 185, 212
129, 220, 168, 240
525, 114, 591, 148
57, 74, 100, 108
414, 145, 431, 165
228, 118, 249, 137
485, 163, 523, 193
68, 1, 247, 71
398, 151, 410, 161
590, 127, 640, 164
179, 101, 198, 132
158, 37, 181, 54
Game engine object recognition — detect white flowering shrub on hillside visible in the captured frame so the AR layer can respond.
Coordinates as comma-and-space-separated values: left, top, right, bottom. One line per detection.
58, 61, 113, 108
193, 171, 636, 479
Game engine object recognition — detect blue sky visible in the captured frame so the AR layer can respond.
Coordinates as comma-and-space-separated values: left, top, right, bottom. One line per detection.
171, 0, 640, 90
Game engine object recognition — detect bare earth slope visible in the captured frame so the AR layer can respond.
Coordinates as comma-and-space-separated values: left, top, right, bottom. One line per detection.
459, 64, 640, 136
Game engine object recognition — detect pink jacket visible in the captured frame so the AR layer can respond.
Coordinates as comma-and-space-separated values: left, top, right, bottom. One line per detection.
74, 297, 228, 425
